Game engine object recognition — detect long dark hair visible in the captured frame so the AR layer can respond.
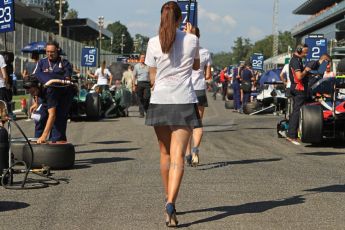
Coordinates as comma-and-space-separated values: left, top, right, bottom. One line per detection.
101, 60, 106, 75
159, 1, 181, 54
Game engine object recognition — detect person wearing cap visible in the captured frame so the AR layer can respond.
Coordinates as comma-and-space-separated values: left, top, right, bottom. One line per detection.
30, 41, 74, 144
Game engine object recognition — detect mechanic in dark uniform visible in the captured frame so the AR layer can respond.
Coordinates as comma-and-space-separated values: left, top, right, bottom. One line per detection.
240, 62, 254, 113
232, 65, 242, 111
287, 44, 311, 143
30, 41, 74, 144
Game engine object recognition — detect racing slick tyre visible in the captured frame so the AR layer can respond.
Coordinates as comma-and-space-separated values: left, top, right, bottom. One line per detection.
299, 105, 323, 143
224, 100, 234, 110
226, 87, 234, 100
11, 138, 75, 169
86, 92, 101, 120
243, 101, 260, 114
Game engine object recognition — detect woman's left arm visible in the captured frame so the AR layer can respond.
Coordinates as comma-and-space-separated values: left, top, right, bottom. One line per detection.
108, 72, 113, 86
204, 65, 212, 80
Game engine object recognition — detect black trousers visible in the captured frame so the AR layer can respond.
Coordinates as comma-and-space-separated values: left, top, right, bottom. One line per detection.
136, 81, 151, 115
222, 82, 228, 99
287, 92, 305, 139
0, 87, 12, 113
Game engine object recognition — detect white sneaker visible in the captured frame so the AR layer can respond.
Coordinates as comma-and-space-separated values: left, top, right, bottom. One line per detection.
278, 130, 287, 138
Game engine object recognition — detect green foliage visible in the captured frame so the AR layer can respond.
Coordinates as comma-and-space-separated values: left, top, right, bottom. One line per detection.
133, 34, 150, 54
22, 0, 70, 32
227, 31, 295, 65
212, 52, 232, 69
252, 35, 274, 58
44, 0, 69, 20
231, 37, 253, 64
65, 9, 78, 19
104, 21, 134, 54
278, 31, 295, 54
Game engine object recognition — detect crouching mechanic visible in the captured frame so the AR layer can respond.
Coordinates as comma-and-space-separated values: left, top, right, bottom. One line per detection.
29, 41, 74, 144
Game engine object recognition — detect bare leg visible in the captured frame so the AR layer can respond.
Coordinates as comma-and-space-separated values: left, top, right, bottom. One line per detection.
167, 126, 192, 203
192, 106, 205, 148
186, 135, 192, 155
154, 126, 172, 200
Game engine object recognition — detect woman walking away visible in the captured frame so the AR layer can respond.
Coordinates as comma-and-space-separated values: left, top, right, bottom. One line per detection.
145, 1, 200, 227
185, 27, 212, 167
87, 60, 113, 93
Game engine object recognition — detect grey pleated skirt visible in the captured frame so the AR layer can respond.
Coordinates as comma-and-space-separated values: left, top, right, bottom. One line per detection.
195, 89, 208, 107
145, 103, 202, 127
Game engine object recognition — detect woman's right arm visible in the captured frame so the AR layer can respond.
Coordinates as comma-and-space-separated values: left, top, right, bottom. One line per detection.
87, 70, 97, 79
193, 58, 200, 71
149, 67, 157, 88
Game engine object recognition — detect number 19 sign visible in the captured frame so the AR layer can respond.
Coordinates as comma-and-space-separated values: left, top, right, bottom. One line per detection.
81, 47, 97, 67
0, 0, 15, 33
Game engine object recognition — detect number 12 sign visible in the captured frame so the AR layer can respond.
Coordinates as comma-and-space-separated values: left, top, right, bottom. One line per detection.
81, 47, 97, 67
305, 36, 327, 62
0, 0, 14, 33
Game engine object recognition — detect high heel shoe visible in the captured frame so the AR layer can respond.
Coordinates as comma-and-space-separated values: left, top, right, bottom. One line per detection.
165, 203, 178, 227
191, 147, 199, 167
185, 154, 192, 166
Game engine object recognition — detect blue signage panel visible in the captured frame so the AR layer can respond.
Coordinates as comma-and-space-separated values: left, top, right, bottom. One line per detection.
177, 1, 198, 30
251, 53, 264, 71
305, 37, 328, 62
81, 47, 97, 67
0, 0, 15, 33
116, 56, 128, 63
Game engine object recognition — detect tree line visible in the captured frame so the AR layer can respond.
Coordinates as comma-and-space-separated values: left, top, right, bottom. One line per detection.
21, 2, 295, 63
212, 31, 296, 69
21, 1, 148, 55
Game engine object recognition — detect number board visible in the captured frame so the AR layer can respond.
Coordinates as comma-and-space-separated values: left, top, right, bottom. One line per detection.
0, 0, 14, 33
251, 53, 264, 71
177, 1, 198, 30
81, 47, 97, 67
305, 37, 327, 62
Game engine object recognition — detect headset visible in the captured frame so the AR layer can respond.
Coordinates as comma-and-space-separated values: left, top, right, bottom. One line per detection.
296, 44, 308, 55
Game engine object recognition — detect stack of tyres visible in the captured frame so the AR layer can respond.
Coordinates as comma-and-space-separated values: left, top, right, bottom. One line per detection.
225, 86, 234, 109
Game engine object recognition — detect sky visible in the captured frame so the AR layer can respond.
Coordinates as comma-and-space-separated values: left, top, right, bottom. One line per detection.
69, 0, 308, 53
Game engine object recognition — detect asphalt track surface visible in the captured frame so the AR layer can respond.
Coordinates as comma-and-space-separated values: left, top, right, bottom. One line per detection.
1, 93, 345, 229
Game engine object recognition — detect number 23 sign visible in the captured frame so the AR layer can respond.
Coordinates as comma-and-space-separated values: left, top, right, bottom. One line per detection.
305, 36, 327, 62
0, 0, 14, 33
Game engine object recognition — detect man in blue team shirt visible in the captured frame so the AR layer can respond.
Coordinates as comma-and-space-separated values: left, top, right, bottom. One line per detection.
30, 41, 74, 144
240, 63, 254, 113
232, 64, 243, 112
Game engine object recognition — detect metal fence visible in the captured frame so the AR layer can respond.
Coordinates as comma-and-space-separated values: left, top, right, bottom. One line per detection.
0, 22, 115, 77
